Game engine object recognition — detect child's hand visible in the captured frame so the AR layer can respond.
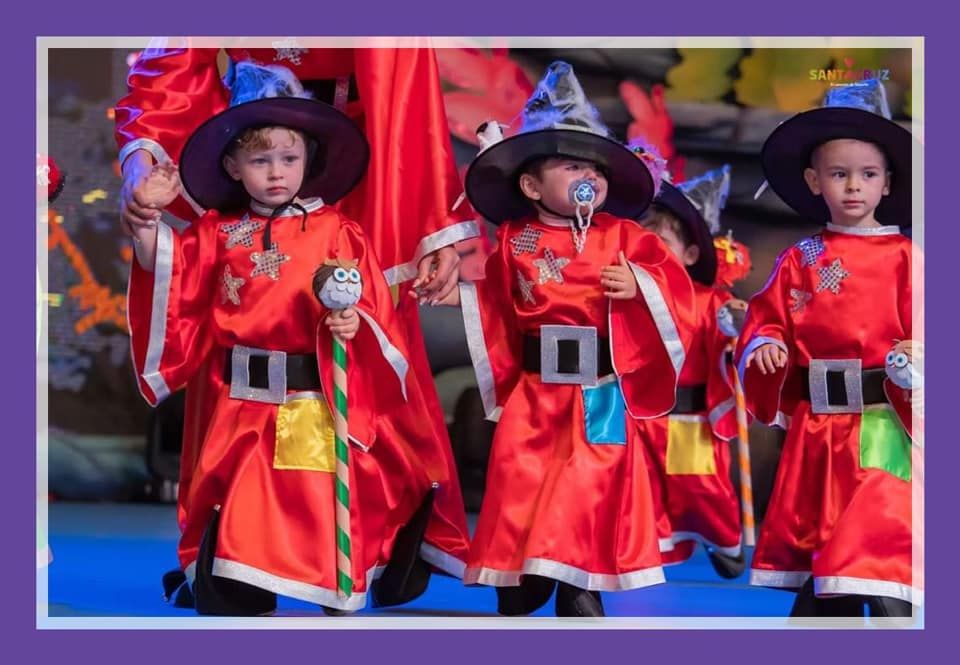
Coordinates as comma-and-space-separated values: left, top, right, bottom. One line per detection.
120, 150, 160, 237
325, 307, 360, 341
138, 162, 182, 211
407, 282, 462, 307
435, 286, 462, 307
411, 246, 461, 305
745, 343, 787, 375
601, 251, 637, 300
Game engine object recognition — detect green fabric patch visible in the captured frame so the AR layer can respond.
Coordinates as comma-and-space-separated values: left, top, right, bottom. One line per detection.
860, 407, 911, 482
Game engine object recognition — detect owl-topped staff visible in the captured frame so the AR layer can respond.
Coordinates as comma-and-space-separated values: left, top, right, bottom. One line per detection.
313, 258, 364, 600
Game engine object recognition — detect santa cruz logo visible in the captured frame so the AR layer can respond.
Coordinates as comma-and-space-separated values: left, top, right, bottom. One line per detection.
809, 56, 891, 83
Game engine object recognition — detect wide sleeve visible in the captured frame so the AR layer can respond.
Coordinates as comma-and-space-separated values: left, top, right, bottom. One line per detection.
126, 214, 220, 406
885, 240, 920, 440
612, 223, 697, 419
458, 224, 523, 422
734, 247, 801, 427
314, 219, 414, 448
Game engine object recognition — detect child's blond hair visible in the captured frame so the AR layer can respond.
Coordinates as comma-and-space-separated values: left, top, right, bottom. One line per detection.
230, 126, 305, 154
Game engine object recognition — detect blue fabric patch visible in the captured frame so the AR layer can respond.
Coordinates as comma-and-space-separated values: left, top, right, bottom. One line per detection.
582, 380, 627, 445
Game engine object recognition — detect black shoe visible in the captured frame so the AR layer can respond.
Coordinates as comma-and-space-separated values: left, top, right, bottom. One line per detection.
162, 569, 195, 609
706, 548, 747, 580
173, 583, 195, 609
496, 575, 557, 616
321, 606, 354, 617
371, 489, 435, 608
867, 595, 914, 619
555, 582, 605, 617
162, 569, 196, 608
194, 509, 277, 616
789, 578, 864, 618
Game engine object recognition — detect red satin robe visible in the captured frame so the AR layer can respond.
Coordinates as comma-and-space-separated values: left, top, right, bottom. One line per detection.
460, 213, 696, 591
735, 224, 920, 604
127, 201, 461, 611
635, 283, 742, 564
115, 45, 473, 577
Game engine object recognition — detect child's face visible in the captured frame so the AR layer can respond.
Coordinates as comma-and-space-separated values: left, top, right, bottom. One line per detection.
519, 158, 609, 218
803, 139, 891, 226
642, 212, 700, 267
223, 128, 307, 208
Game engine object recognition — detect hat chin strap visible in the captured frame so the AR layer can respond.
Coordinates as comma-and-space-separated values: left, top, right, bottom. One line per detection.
261, 197, 309, 250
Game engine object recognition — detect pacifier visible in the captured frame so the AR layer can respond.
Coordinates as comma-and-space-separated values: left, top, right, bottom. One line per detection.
568, 179, 597, 254
570, 179, 597, 206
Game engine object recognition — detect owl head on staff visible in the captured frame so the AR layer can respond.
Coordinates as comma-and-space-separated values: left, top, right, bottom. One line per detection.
313, 258, 363, 309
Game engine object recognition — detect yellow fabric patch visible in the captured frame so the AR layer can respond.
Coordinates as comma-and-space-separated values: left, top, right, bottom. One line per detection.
666, 416, 717, 475
274, 396, 336, 472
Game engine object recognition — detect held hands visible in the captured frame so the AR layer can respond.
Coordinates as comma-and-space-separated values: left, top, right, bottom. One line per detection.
123, 162, 182, 270
120, 156, 180, 237
410, 246, 461, 305
745, 343, 788, 375
432, 286, 461, 307
325, 307, 360, 341
140, 162, 182, 211
601, 252, 637, 300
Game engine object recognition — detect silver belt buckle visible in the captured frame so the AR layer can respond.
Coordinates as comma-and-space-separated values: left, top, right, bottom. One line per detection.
808, 358, 863, 414
229, 345, 288, 404
540, 325, 598, 386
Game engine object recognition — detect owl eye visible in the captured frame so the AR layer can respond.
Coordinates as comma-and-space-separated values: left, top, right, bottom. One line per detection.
893, 352, 908, 368
348, 269, 361, 283
334, 268, 349, 282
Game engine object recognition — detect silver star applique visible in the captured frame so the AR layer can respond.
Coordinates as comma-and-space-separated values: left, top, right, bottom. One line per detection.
789, 288, 812, 313
220, 265, 246, 306
510, 224, 542, 257
221, 216, 263, 249
815, 258, 850, 295
516, 269, 536, 305
796, 234, 826, 267
532, 248, 570, 285
250, 243, 291, 281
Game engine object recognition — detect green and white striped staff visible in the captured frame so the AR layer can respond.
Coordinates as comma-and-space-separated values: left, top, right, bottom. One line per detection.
314, 259, 364, 600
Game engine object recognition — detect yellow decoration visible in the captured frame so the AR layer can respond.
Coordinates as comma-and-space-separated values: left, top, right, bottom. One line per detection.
274, 395, 336, 472
714, 235, 738, 264
665, 48, 743, 103
734, 49, 832, 112
666, 416, 716, 475
81, 189, 108, 204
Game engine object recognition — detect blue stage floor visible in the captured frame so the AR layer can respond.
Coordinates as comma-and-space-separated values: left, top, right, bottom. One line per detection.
46, 502, 795, 618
